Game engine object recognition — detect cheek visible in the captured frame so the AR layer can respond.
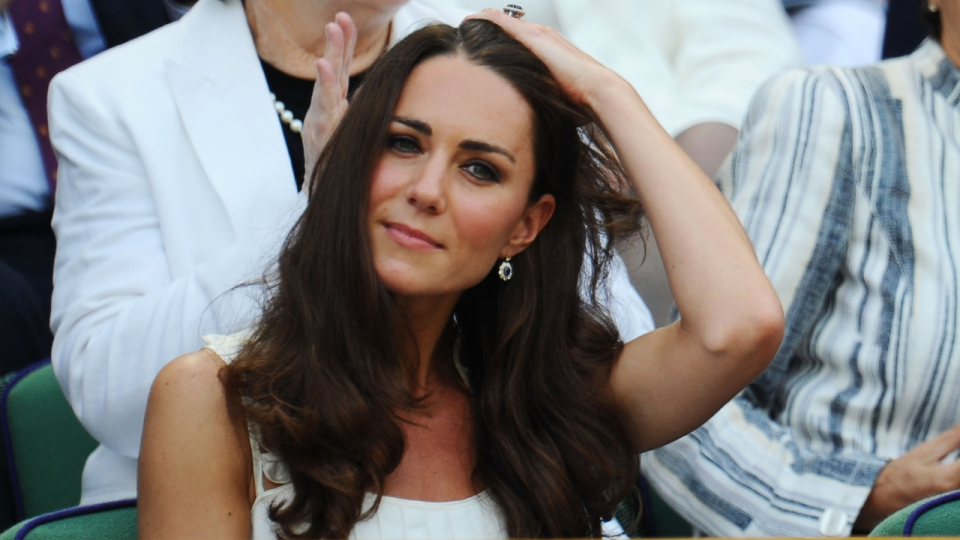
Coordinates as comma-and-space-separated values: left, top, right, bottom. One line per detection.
449, 191, 527, 258
368, 159, 402, 217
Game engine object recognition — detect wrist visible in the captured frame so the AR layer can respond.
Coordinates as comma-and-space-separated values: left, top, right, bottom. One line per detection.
582, 72, 635, 114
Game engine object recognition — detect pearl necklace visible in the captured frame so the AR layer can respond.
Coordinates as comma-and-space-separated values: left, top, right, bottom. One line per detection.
269, 92, 303, 134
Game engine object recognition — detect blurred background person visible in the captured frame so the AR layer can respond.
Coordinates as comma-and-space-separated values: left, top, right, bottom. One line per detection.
786, 0, 935, 65
645, 0, 960, 535
784, 0, 889, 66
0, 0, 172, 375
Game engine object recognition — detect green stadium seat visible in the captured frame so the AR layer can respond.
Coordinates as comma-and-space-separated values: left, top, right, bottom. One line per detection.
0, 500, 135, 540
871, 490, 960, 536
0, 372, 21, 531
0, 361, 97, 520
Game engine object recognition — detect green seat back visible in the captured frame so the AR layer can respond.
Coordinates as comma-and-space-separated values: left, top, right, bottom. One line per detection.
0, 501, 136, 540
0, 372, 20, 531
871, 490, 960, 536
3, 363, 98, 519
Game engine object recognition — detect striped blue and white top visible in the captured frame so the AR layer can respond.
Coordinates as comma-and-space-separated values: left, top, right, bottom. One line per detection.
644, 39, 960, 537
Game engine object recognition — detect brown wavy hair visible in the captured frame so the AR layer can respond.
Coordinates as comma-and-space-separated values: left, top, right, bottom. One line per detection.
222, 19, 645, 538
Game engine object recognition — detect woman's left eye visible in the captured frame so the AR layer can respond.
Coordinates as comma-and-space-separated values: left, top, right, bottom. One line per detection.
462, 161, 501, 183
388, 136, 421, 154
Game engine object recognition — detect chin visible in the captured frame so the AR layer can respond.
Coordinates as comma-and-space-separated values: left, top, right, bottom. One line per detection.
375, 261, 432, 295
374, 265, 482, 300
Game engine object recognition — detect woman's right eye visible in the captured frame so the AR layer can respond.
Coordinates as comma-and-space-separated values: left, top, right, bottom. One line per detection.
388, 136, 421, 154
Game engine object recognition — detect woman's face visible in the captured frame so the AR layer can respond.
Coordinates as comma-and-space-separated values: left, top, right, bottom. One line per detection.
368, 54, 555, 302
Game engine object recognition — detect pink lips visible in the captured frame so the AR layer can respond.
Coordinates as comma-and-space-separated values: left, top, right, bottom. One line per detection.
384, 222, 444, 250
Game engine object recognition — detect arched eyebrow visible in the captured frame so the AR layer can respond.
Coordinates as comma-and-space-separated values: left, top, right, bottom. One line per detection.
394, 117, 431, 135
459, 140, 515, 163
392, 117, 516, 163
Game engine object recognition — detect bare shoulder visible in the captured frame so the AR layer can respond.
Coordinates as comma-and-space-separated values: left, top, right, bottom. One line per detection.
150, 349, 228, 404
144, 347, 246, 452
145, 348, 245, 447
139, 349, 253, 539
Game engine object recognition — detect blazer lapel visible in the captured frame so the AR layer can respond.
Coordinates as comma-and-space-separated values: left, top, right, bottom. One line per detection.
164, 0, 297, 228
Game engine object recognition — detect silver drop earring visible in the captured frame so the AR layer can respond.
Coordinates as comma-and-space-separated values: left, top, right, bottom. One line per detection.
498, 257, 513, 281
929, 2, 939, 12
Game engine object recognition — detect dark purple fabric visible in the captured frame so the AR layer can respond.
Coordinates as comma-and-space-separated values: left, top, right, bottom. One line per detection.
12, 498, 136, 540
1, 360, 51, 521
6, 0, 84, 193
903, 490, 960, 536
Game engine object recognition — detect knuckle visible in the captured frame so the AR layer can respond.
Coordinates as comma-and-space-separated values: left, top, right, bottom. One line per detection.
523, 24, 548, 39
934, 471, 957, 493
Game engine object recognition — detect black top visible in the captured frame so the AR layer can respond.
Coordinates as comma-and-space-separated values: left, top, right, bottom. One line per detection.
88, 0, 171, 48
882, 0, 930, 60
260, 59, 366, 190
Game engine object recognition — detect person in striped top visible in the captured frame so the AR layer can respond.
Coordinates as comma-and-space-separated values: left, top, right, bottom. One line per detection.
644, 2, 960, 536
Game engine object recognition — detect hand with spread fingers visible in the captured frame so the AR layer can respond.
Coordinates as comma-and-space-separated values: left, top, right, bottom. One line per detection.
302, 12, 357, 194
855, 423, 960, 531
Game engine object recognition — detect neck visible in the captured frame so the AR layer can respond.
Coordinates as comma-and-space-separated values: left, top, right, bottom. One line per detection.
943, 33, 960, 72
395, 294, 460, 391
245, 0, 399, 79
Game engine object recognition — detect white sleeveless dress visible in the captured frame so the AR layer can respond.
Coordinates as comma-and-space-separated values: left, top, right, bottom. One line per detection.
202, 333, 624, 540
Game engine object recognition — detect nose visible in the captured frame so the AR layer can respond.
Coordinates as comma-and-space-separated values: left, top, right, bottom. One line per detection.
404, 154, 446, 214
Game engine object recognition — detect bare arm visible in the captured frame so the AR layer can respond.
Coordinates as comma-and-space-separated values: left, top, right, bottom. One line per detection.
674, 122, 738, 179
469, 10, 784, 452
138, 351, 253, 540
595, 75, 782, 452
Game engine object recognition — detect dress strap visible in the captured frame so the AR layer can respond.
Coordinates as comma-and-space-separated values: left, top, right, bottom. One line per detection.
249, 431, 268, 497
201, 328, 255, 364
248, 424, 292, 496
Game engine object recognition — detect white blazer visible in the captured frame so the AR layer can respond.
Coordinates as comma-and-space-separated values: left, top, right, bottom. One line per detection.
49, 0, 470, 504
49, 0, 650, 505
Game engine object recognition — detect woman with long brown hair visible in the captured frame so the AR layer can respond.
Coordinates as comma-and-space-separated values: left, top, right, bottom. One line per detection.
138, 10, 784, 539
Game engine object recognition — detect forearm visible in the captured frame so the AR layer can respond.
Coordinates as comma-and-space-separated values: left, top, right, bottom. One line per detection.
587, 77, 781, 358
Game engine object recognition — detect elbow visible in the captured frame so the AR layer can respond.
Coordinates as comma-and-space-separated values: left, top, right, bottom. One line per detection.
747, 302, 785, 375
700, 295, 785, 378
